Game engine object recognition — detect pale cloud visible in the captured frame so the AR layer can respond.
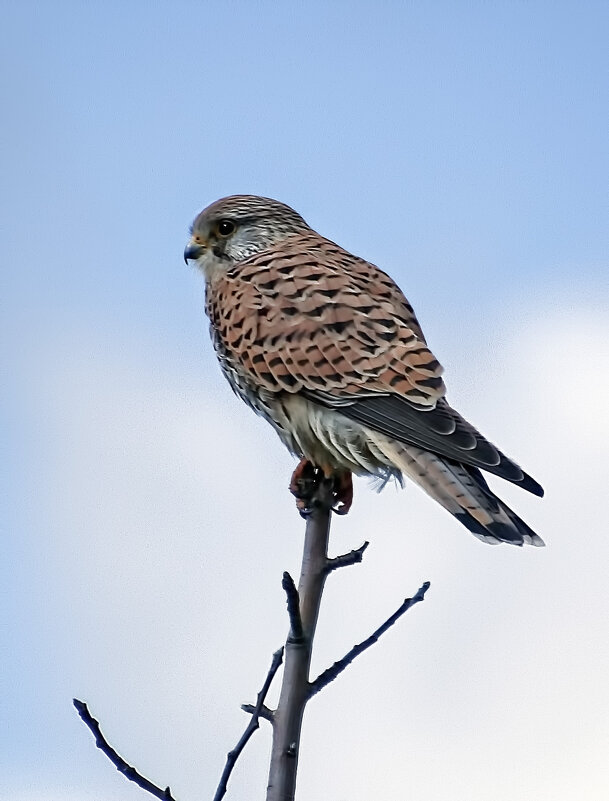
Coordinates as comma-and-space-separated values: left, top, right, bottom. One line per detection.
10, 301, 609, 801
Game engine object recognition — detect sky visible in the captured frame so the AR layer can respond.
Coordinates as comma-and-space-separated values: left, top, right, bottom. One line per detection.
2, 1, 609, 799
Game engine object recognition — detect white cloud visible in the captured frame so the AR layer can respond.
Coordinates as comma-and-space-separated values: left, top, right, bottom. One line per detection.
10, 302, 609, 800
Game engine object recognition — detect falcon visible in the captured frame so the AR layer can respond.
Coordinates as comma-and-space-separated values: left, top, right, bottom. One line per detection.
184, 195, 544, 546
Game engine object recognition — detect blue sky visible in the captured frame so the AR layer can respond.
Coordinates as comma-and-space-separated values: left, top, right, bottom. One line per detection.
2, 2, 608, 800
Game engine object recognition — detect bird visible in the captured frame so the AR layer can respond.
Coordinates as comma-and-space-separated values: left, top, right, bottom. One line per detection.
184, 195, 544, 546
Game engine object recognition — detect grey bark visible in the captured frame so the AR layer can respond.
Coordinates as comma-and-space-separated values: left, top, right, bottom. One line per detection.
265, 482, 334, 801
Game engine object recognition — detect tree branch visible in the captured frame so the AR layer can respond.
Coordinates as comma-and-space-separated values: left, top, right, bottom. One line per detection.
213, 646, 284, 801
308, 581, 431, 698
282, 572, 304, 643
72, 699, 176, 801
75, 471, 430, 801
325, 541, 369, 573
266, 478, 335, 801
240, 703, 274, 724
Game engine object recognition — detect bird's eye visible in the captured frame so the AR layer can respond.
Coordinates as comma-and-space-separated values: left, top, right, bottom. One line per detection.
217, 220, 236, 237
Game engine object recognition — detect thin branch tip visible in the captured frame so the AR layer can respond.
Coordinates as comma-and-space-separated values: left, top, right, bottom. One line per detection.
73, 698, 177, 801
308, 578, 430, 698
282, 571, 304, 643
326, 540, 370, 572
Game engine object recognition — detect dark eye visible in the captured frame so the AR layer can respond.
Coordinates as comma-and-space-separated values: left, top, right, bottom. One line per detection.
217, 219, 235, 236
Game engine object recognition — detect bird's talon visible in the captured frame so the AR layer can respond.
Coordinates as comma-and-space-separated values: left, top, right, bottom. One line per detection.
290, 459, 324, 515
290, 460, 354, 516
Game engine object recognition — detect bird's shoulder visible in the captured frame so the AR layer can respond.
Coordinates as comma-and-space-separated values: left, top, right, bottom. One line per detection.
206, 233, 445, 406
214, 233, 425, 336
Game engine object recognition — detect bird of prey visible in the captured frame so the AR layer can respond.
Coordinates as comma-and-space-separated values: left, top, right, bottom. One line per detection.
184, 195, 544, 546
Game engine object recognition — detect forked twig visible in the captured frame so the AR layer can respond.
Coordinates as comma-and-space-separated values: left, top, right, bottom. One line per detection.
308, 581, 431, 698
72, 699, 176, 801
213, 647, 284, 801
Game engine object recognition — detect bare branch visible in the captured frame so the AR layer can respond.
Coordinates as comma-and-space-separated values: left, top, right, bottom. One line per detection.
325, 541, 369, 573
213, 647, 284, 801
282, 572, 304, 643
308, 581, 431, 698
73, 699, 176, 801
241, 703, 274, 724
266, 479, 334, 801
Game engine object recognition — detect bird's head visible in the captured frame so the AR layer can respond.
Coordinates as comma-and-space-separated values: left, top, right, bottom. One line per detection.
184, 195, 310, 279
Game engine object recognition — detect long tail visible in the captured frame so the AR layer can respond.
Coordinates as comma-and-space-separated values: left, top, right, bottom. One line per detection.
369, 436, 544, 546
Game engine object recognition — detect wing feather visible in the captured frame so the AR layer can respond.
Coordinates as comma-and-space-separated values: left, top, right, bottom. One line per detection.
207, 232, 446, 406
206, 231, 543, 497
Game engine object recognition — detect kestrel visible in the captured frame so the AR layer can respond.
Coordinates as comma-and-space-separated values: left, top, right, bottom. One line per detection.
184, 195, 544, 546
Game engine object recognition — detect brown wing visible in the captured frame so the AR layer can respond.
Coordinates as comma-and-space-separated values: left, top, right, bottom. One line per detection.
207, 232, 543, 497
206, 232, 445, 407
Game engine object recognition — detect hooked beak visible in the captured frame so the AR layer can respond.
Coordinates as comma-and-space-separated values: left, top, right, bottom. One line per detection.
183, 242, 206, 263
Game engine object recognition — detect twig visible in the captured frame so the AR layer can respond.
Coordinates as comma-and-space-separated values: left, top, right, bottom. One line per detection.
308, 581, 431, 698
213, 647, 284, 801
240, 703, 274, 724
282, 572, 304, 643
72, 699, 176, 801
325, 541, 369, 573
